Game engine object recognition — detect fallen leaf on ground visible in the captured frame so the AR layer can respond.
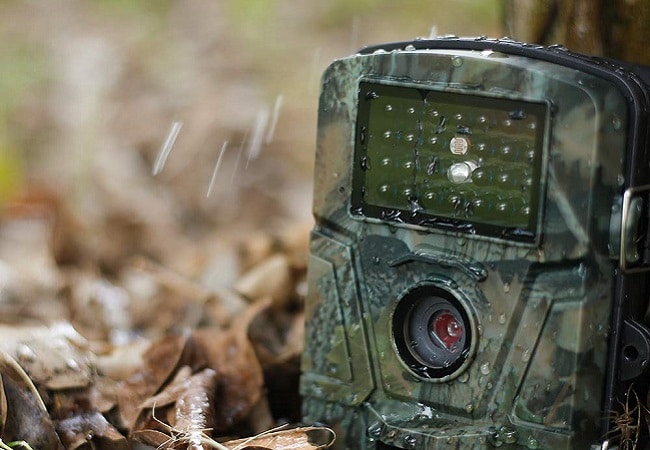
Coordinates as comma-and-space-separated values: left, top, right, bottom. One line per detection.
0, 323, 92, 391
132, 367, 218, 450
55, 412, 127, 450
117, 335, 194, 429
193, 309, 265, 432
0, 350, 62, 450
222, 426, 336, 450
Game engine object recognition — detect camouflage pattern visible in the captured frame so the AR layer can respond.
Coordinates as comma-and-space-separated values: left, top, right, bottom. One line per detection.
301, 39, 629, 450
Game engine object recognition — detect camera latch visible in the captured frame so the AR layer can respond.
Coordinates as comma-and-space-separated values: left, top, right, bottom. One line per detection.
619, 185, 650, 272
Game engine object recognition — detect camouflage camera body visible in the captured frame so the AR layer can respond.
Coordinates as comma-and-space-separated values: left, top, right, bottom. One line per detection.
301, 38, 650, 450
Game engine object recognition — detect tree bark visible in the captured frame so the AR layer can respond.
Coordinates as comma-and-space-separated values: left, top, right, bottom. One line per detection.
503, 0, 650, 65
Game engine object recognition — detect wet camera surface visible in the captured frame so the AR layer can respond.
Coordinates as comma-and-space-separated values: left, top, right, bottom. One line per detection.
301, 38, 650, 450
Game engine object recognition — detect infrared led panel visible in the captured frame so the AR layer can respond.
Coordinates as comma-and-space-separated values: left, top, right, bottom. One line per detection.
351, 81, 547, 240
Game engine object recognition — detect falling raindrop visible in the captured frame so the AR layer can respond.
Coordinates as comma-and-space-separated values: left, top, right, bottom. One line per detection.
152, 120, 183, 176
264, 95, 284, 145
206, 141, 229, 198
246, 108, 270, 167
231, 130, 249, 184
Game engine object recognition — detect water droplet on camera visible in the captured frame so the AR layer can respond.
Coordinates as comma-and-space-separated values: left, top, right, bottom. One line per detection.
360, 156, 370, 171
498, 313, 507, 324
526, 436, 540, 449
509, 110, 527, 120
480, 362, 491, 375
500, 427, 518, 444
367, 421, 382, 438
403, 435, 417, 447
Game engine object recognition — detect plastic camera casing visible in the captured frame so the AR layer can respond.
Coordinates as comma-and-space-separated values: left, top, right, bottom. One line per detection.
301, 37, 650, 450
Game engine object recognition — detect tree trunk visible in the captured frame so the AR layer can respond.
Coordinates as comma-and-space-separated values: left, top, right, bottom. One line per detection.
503, 0, 650, 66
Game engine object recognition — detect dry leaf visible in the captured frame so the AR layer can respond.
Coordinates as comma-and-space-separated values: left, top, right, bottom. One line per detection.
0, 323, 92, 390
223, 426, 336, 450
138, 366, 194, 412
234, 255, 292, 308
276, 223, 311, 271
132, 368, 218, 450
129, 428, 171, 448
49, 375, 119, 420
118, 335, 193, 429
55, 412, 127, 450
248, 305, 304, 366
130, 257, 236, 329
67, 274, 132, 344
95, 338, 151, 382
238, 233, 277, 272
245, 396, 275, 436
0, 375, 6, 436
246, 304, 304, 424
193, 306, 266, 432
172, 368, 218, 449
0, 350, 62, 449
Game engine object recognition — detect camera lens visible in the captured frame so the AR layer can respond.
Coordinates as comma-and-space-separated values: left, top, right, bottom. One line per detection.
430, 310, 464, 349
393, 285, 473, 380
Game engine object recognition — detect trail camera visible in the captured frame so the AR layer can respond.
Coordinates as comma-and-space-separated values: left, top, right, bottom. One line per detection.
300, 38, 650, 450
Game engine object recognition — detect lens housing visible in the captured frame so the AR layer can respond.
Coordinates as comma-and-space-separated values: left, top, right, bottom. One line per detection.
392, 285, 474, 380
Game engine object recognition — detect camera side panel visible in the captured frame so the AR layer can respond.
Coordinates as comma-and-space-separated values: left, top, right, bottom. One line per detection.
301, 231, 374, 407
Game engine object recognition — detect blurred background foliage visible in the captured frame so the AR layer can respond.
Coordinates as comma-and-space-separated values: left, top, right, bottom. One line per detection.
0, 0, 501, 232
504, 0, 650, 65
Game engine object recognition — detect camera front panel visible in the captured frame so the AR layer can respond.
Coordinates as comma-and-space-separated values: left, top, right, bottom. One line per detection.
302, 41, 635, 450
